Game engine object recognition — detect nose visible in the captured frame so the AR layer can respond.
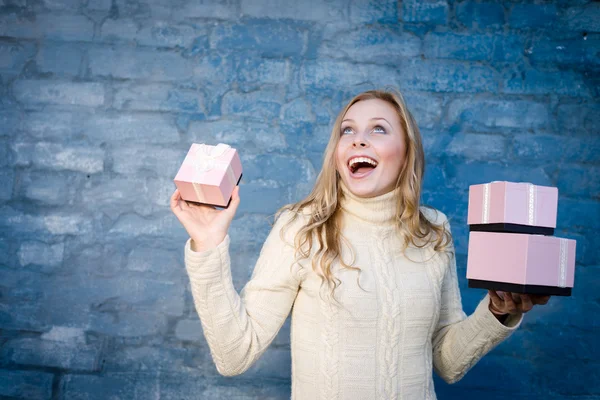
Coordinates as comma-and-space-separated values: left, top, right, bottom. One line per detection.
352, 138, 369, 148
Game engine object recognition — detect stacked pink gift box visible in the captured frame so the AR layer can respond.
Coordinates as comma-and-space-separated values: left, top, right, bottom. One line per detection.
466, 181, 576, 296
174, 143, 243, 208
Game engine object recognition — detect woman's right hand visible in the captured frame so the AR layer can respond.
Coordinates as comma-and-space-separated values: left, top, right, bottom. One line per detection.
170, 186, 241, 252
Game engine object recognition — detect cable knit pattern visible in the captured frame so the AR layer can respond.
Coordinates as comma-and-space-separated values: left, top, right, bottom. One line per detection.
183, 184, 524, 399
320, 297, 340, 400
371, 230, 400, 399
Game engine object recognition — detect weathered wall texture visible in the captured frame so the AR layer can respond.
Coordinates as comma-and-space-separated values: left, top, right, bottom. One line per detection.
0, 0, 598, 398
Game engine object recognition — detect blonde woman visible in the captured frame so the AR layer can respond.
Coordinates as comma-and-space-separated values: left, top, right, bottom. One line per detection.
170, 89, 550, 399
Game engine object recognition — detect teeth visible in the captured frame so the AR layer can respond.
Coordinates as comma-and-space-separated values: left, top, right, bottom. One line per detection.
348, 157, 378, 169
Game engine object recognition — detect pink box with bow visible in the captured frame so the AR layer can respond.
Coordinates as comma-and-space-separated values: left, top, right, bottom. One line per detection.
174, 143, 243, 207
468, 181, 558, 228
467, 231, 576, 296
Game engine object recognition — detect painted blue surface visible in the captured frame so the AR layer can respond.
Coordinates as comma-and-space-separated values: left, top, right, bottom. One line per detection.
0, 0, 598, 399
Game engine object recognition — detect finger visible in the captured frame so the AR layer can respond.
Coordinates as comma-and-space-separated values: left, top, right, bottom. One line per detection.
504, 292, 518, 314
520, 294, 534, 312
533, 295, 551, 305
224, 186, 241, 217
170, 189, 182, 213
488, 290, 503, 307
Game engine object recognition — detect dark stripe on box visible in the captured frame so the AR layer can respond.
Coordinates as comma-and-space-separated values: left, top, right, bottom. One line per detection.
469, 223, 554, 236
468, 279, 571, 296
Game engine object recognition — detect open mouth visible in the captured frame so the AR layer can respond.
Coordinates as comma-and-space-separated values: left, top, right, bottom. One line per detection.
347, 156, 378, 176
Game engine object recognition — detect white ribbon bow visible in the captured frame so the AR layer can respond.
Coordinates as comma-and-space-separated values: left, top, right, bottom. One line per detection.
193, 143, 231, 177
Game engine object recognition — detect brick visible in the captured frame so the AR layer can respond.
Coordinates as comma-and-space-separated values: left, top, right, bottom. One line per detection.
190, 119, 287, 152
240, 0, 344, 21
113, 83, 205, 113
446, 161, 552, 191
102, 344, 212, 373
211, 21, 305, 57
221, 89, 283, 120
0, 206, 94, 237
41, 326, 86, 342
456, 2, 504, 29
281, 98, 314, 124
563, 3, 600, 33
91, 310, 169, 337
100, 19, 201, 48
502, 69, 592, 97
89, 47, 194, 81
446, 133, 507, 160
402, 0, 448, 24
18, 240, 64, 267
44, 0, 81, 10
242, 154, 315, 185
0, 40, 36, 74
421, 129, 452, 159
513, 134, 600, 164
2, 337, 101, 371
111, 145, 183, 176
22, 110, 85, 140
108, 211, 185, 240
174, 319, 203, 342
0, 370, 53, 400
51, 275, 184, 316
86, 0, 110, 11
0, 14, 93, 41
127, 246, 183, 276
557, 198, 600, 229
557, 103, 599, 136
0, 111, 21, 138
320, 27, 420, 64
60, 373, 160, 399
528, 37, 600, 67
36, 42, 83, 76
236, 183, 288, 214
446, 98, 548, 130
13, 80, 105, 107
20, 170, 77, 205
0, 170, 13, 201
192, 53, 236, 86
403, 93, 443, 129
64, 242, 126, 277
424, 33, 494, 61
349, 0, 398, 24
85, 114, 180, 144
509, 4, 558, 29
173, 0, 239, 20
237, 56, 290, 87
301, 60, 397, 90
400, 60, 497, 93
12, 142, 104, 173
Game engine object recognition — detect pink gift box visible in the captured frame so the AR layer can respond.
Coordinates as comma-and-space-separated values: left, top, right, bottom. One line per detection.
467, 231, 576, 296
174, 143, 243, 207
467, 181, 558, 228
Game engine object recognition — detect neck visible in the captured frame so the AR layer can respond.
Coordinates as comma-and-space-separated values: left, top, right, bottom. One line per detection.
338, 181, 401, 225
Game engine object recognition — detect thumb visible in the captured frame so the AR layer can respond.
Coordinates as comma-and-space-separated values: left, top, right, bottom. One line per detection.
224, 185, 241, 217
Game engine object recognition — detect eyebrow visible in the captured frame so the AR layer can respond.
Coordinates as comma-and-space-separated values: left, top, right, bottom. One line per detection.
342, 117, 392, 125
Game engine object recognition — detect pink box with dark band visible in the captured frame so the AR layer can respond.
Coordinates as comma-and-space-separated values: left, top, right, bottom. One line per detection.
174, 143, 243, 208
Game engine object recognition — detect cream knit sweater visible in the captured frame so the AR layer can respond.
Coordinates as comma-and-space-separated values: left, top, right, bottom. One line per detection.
184, 185, 523, 399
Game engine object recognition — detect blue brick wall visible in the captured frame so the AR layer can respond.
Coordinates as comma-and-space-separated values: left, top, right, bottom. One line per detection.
0, 0, 598, 399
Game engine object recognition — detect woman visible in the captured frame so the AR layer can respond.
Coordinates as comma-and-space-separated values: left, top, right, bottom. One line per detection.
170, 89, 550, 399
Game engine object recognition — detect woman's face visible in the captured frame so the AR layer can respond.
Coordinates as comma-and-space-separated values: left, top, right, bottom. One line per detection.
335, 98, 407, 198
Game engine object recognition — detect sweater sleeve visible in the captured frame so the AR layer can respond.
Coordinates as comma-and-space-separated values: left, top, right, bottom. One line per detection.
430, 214, 523, 384
184, 211, 302, 377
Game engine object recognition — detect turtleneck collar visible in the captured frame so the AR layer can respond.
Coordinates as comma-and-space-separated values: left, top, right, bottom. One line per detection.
338, 181, 401, 226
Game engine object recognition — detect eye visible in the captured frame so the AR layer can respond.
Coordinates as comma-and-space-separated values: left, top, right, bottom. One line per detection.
372, 125, 386, 134
341, 126, 353, 135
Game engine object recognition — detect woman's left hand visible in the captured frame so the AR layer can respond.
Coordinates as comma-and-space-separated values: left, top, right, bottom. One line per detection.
488, 290, 551, 316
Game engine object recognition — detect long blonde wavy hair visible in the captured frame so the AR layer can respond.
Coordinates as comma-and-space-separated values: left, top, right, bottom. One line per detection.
278, 89, 452, 302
